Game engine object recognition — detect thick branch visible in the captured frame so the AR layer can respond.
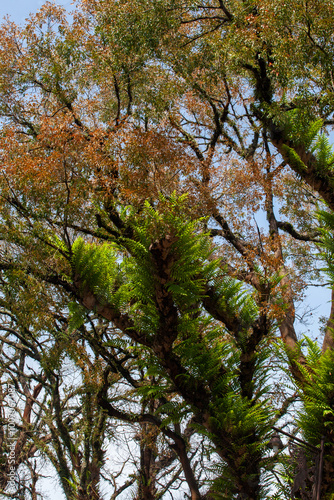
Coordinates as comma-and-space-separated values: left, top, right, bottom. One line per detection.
277, 221, 320, 242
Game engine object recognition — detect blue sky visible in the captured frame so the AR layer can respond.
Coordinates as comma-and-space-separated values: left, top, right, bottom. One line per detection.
0, 0, 73, 23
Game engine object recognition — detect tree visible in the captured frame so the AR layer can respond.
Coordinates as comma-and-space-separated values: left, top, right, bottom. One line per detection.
0, 293, 195, 500
1, 0, 334, 498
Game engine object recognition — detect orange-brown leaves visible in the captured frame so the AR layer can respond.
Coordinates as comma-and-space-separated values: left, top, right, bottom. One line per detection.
116, 127, 196, 205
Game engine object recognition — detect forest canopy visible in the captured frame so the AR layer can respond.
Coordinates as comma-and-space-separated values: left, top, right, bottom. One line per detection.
1, 1, 334, 499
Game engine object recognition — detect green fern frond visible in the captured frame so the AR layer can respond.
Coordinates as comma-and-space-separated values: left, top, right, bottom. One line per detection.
284, 109, 322, 149
313, 133, 334, 169
68, 301, 87, 333
72, 238, 120, 304
281, 144, 307, 174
